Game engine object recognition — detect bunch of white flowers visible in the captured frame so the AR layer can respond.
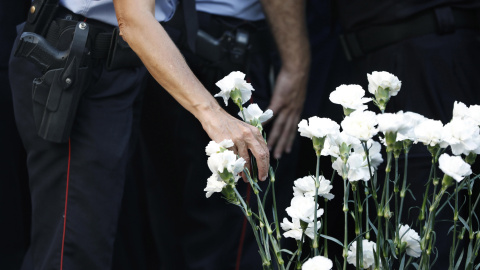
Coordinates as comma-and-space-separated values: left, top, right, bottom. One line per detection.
204, 139, 245, 198
281, 175, 331, 241
206, 71, 480, 270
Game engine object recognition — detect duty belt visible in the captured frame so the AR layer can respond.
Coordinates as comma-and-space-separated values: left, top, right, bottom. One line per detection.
164, 9, 274, 64
40, 6, 142, 71
340, 6, 480, 61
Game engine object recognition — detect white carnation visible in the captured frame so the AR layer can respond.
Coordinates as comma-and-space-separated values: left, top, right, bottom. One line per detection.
281, 217, 319, 241
347, 240, 377, 269
238, 103, 273, 124
441, 118, 480, 155
329, 84, 371, 111
285, 196, 324, 223
292, 175, 334, 200
302, 255, 333, 270
353, 139, 383, 169
438, 153, 472, 182
414, 119, 444, 146
204, 174, 226, 198
341, 110, 378, 141
207, 150, 246, 178
205, 139, 234, 156
396, 111, 426, 141
367, 71, 401, 96
215, 71, 254, 105
399, 224, 421, 258
298, 117, 340, 140
376, 111, 408, 134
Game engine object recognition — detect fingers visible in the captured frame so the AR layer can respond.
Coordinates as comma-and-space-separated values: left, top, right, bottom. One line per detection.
273, 112, 298, 159
267, 111, 287, 155
234, 139, 251, 182
242, 126, 270, 181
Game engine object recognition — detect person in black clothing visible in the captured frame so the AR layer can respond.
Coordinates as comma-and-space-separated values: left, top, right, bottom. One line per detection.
0, 2, 31, 269
137, 1, 310, 269
335, 0, 480, 266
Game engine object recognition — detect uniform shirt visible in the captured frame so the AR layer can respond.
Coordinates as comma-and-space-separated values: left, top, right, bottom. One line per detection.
336, 0, 480, 31
196, 0, 265, 21
59, 0, 178, 26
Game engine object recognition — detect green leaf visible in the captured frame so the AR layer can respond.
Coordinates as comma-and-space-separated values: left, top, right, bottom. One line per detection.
454, 250, 464, 270
279, 249, 294, 255
319, 234, 344, 247
398, 254, 406, 270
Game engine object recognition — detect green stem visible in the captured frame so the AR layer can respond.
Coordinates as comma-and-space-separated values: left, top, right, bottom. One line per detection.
255, 191, 285, 269
324, 199, 328, 257
398, 151, 409, 225
419, 160, 435, 235
420, 185, 448, 268
393, 156, 401, 252
343, 178, 349, 270
313, 154, 321, 256
296, 232, 305, 269
449, 182, 459, 269
383, 150, 392, 258
271, 169, 282, 243
353, 186, 364, 269
234, 187, 269, 264
467, 176, 473, 240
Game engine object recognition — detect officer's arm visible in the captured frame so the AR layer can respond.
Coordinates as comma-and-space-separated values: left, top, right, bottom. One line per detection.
112, 0, 270, 180
260, 0, 310, 159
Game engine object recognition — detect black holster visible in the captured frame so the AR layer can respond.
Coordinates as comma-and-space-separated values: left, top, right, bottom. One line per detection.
17, 22, 90, 143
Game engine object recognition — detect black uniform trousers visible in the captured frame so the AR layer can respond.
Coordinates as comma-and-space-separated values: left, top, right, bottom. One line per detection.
9, 23, 148, 269
139, 14, 300, 270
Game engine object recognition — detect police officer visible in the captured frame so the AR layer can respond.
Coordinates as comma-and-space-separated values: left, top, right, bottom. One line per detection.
9, 0, 270, 269
139, 0, 310, 269
336, 0, 480, 266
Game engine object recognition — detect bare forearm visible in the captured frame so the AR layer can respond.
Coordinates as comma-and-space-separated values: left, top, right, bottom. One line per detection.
260, 0, 311, 73
111, 0, 270, 179
113, 0, 220, 123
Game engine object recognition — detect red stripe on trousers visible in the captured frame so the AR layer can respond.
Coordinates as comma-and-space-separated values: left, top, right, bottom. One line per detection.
235, 185, 252, 270
60, 139, 71, 270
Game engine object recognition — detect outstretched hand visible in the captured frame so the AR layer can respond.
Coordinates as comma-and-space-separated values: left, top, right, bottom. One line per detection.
266, 67, 307, 159
201, 108, 270, 182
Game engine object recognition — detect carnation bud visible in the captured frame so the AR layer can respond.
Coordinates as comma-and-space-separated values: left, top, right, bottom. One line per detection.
312, 136, 326, 156
385, 131, 397, 149
465, 152, 477, 165
403, 139, 413, 153
343, 107, 355, 116
442, 174, 454, 188
373, 86, 390, 112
